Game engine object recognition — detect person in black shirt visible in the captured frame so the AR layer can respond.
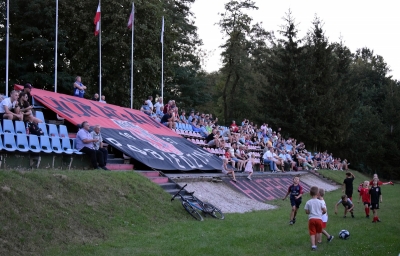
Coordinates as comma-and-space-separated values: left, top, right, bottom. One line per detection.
205, 129, 221, 148
369, 179, 382, 223
342, 172, 355, 200
160, 108, 176, 129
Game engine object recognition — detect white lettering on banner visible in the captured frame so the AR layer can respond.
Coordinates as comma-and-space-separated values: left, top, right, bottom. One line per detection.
143, 149, 164, 160
179, 155, 196, 168
106, 138, 123, 147
119, 132, 137, 140
169, 153, 186, 169
127, 144, 148, 155
186, 154, 204, 168
161, 137, 178, 145
191, 150, 213, 164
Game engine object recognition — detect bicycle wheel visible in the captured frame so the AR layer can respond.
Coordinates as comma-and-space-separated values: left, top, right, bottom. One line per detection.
204, 203, 225, 220
182, 201, 204, 221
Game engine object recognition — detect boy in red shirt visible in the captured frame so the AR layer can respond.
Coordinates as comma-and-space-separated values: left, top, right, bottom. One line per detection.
358, 181, 371, 218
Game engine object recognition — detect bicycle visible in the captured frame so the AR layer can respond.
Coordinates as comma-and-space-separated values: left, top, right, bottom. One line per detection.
171, 184, 225, 221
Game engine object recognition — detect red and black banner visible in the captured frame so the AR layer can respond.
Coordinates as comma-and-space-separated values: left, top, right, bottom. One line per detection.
18, 86, 222, 171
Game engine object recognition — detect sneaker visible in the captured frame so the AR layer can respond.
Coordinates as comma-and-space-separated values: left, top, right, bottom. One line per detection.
327, 236, 334, 242
232, 179, 237, 183
377, 218, 381, 222
389, 181, 394, 186
247, 176, 252, 180
289, 220, 293, 225
366, 215, 369, 218
351, 214, 354, 218
101, 166, 110, 171
293, 218, 296, 224
311, 246, 317, 251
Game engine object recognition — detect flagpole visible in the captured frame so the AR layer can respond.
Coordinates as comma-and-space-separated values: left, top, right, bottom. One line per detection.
130, 3, 134, 109
5, 0, 10, 96
161, 16, 164, 101
54, 0, 59, 92
99, 0, 102, 99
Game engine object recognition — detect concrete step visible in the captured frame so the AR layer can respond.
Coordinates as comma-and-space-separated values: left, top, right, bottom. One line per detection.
137, 171, 160, 178
107, 154, 115, 159
107, 158, 124, 164
148, 177, 169, 184
165, 188, 181, 195
159, 182, 178, 190
107, 163, 134, 171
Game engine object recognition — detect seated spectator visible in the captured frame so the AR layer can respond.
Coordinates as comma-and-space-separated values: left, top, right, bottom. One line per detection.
230, 120, 239, 132
160, 108, 176, 129
190, 118, 202, 132
263, 147, 277, 173
99, 95, 106, 103
22, 83, 33, 103
235, 145, 249, 171
205, 128, 221, 148
187, 111, 195, 123
17, 92, 42, 124
75, 121, 108, 170
91, 125, 108, 168
0, 93, 5, 102
145, 96, 154, 111
180, 110, 188, 124
140, 100, 152, 116
198, 122, 209, 138
0, 90, 23, 121
92, 93, 100, 101
222, 127, 233, 143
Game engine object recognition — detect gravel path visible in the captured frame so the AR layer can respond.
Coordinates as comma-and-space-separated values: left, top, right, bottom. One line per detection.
177, 174, 339, 214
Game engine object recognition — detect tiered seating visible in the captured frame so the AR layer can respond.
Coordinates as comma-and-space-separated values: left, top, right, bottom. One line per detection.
0, 117, 81, 156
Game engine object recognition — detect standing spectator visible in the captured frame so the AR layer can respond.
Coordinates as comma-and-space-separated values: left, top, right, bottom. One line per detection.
230, 120, 239, 132
304, 186, 326, 251
92, 93, 100, 101
75, 121, 108, 170
99, 95, 107, 103
91, 125, 108, 167
370, 179, 382, 223
73, 76, 87, 98
145, 96, 154, 111
163, 100, 172, 114
283, 176, 303, 225
0, 90, 23, 121
154, 97, 163, 116
342, 172, 355, 201
244, 153, 255, 180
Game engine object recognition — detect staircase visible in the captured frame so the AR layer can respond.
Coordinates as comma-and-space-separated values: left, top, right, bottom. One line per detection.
107, 153, 134, 171
136, 170, 181, 195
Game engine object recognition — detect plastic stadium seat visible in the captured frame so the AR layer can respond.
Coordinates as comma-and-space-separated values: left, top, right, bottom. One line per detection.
35, 111, 45, 123
59, 125, 69, 138
15, 121, 26, 134
0, 136, 3, 150
50, 137, 64, 154
39, 136, 53, 153
3, 119, 15, 133
47, 124, 59, 137
38, 123, 48, 136
28, 134, 41, 153
61, 137, 74, 154
16, 134, 30, 152
70, 138, 83, 155
0, 123, 3, 134
3, 133, 17, 152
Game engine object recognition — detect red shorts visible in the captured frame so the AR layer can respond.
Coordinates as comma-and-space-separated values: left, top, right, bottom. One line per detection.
321, 222, 327, 229
308, 219, 322, 235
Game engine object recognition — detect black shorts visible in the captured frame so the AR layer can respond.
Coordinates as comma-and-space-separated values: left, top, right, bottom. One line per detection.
363, 202, 370, 207
0, 113, 5, 119
290, 197, 302, 208
371, 203, 379, 210
345, 191, 353, 198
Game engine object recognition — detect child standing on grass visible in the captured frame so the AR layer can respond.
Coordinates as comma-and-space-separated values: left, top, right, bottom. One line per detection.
370, 179, 382, 223
304, 186, 326, 251
334, 195, 355, 218
358, 181, 371, 218
222, 158, 237, 183
317, 188, 334, 243
342, 171, 355, 201
244, 153, 255, 180
283, 176, 303, 225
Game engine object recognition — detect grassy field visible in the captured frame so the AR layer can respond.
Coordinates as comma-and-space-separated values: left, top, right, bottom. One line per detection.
1, 169, 400, 255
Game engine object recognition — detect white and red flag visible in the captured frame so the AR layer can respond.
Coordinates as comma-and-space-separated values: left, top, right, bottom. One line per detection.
94, 3, 101, 36
127, 3, 135, 30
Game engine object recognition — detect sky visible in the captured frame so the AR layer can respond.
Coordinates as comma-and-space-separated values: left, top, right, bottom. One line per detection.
192, 0, 400, 81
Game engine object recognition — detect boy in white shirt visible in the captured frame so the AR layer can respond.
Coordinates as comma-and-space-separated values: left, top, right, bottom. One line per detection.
304, 186, 326, 251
